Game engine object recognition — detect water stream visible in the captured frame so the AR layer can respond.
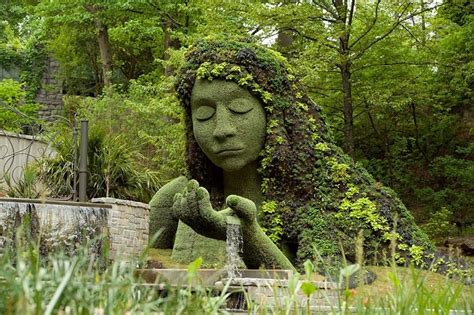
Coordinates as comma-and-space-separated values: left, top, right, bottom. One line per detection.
225, 216, 244, 279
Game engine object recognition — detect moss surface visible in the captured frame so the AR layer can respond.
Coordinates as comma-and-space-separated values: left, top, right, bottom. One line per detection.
150, 38, 471, 278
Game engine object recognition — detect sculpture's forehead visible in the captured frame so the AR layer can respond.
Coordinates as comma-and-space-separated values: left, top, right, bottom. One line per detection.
191, 79, 255, 102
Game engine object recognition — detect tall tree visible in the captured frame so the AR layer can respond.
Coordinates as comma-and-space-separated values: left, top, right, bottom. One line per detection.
245, 0, 441, 157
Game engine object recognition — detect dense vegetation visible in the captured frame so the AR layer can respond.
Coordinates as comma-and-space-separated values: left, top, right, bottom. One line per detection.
0, 1, 472, 240
0, 234, 472, 314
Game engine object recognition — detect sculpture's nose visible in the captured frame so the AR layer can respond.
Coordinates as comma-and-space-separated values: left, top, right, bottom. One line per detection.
213, 106, 236, 140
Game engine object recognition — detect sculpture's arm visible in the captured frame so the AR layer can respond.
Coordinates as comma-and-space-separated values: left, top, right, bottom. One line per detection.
226, 195, 295, 271
173, 179, 294, 270
149, 176, 188, 248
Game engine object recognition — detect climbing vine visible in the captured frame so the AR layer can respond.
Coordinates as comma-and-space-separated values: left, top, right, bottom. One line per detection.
20, 43, 47, 102
0, 41, 45, 131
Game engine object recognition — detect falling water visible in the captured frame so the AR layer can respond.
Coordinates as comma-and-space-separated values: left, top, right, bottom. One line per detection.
226, 216, 244, 279
0, 200, 109, 256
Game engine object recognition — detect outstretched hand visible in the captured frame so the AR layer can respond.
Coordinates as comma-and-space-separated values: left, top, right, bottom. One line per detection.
172, 179, 229, 240
226, 193, 295, 270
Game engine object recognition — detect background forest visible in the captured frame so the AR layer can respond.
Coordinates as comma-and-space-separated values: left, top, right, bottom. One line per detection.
0, 0, 472, 243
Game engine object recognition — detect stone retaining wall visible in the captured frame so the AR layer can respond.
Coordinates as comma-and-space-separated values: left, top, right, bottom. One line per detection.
91, 198, 150, 259
0, 197, 150, 260
0, 199, 109, 257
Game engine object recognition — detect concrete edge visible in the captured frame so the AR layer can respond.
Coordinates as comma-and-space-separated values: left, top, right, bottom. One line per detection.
91, 197, 150, 210
0, 197, 113, 208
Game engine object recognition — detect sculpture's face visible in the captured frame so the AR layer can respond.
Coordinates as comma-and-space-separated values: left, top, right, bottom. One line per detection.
191, 79, 266, 172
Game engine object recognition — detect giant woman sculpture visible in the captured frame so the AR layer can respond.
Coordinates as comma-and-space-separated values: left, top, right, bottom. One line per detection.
149, 39, 468, 277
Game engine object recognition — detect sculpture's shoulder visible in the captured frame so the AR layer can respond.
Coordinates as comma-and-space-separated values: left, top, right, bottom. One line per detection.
150, 176, 188, 209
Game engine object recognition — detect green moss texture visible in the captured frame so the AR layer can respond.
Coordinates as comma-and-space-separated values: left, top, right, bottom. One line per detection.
149, 38, 470, 278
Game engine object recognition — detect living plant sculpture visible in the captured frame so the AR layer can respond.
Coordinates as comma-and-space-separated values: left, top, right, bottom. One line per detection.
149, 39, 469, 278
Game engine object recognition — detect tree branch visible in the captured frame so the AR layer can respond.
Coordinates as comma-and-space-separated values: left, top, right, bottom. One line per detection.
308, 15, 338, 23
312, 0, 339, 19
367, 108, 381, 139
354, 108, 367, 119
352, 61, 448, 72
352, 2, 443, 61
352, 2, 411, 60
347, 0, 356, 26
400, 23, 425, 47
281, 27, 339, 50
349, 0, 381, 49
250, 26, 261, 36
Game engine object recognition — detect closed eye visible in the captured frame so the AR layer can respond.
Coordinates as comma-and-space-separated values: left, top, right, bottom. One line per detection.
228, 99, 255, 114
229, 107, 253, 114
194, 106, 215, 121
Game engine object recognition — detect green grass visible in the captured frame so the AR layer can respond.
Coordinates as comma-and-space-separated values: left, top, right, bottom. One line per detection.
0, 236, 472, 314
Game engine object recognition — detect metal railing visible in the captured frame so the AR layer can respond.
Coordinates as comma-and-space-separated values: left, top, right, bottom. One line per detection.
0, 100, 86, 201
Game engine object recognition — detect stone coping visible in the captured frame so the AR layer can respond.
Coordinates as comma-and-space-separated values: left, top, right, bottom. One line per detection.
91, 197, 150, 210
0, 129, 38, 141
136, 269, 295, 287
217, 278, 340, 290
0, 197, 112, 208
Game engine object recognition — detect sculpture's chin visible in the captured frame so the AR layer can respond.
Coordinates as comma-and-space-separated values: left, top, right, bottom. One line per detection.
210, 156, 256, 174
217, 161, 250, 173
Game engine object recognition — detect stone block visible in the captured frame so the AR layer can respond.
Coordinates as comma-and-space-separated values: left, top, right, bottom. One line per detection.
90, 197, 150, 260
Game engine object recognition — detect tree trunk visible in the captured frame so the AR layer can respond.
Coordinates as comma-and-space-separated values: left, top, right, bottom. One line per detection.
334, 0, 355, 158
84, 4, 113, 88
161, 16, 180, 76
341, 61, 354, 158
339, 23, 355, 159
96, 20, 112, 87
277, 30, 294, 50
276, 0, 296, 54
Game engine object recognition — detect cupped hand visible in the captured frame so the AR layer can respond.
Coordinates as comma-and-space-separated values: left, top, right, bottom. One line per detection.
172, 179, 229, 240
225, 194, 257, 225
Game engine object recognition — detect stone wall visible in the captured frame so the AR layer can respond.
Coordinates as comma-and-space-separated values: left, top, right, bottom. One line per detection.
0, 199, 109, 257
35, 58, 64, 121
91, 197, 150, 259
0, 198, 150, 260
1, 57, 64, 122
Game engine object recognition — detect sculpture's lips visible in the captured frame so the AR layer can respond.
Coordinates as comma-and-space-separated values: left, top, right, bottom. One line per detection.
216, 148, 243, 156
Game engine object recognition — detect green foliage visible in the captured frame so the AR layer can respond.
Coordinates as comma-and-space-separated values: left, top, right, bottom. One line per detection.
175, 38, 447, 277
2, 0, 470, 281
37, 76, 185, 202
0, 239, 229, 314
260, 200, 283, 242
338, 197, 388, 232
0, 229, 471, 313
1, 7, 47, 102
37, 120, 159, 202
421, 207, 456, 242
0, 166, 44, 199
0, 79, 40, 132
0, 79, 24, 104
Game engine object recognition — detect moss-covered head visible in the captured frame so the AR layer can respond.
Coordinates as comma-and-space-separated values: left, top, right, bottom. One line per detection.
176, 38, 330, 207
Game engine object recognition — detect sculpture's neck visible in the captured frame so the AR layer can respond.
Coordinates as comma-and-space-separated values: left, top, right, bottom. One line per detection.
223, 162, 263, 209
